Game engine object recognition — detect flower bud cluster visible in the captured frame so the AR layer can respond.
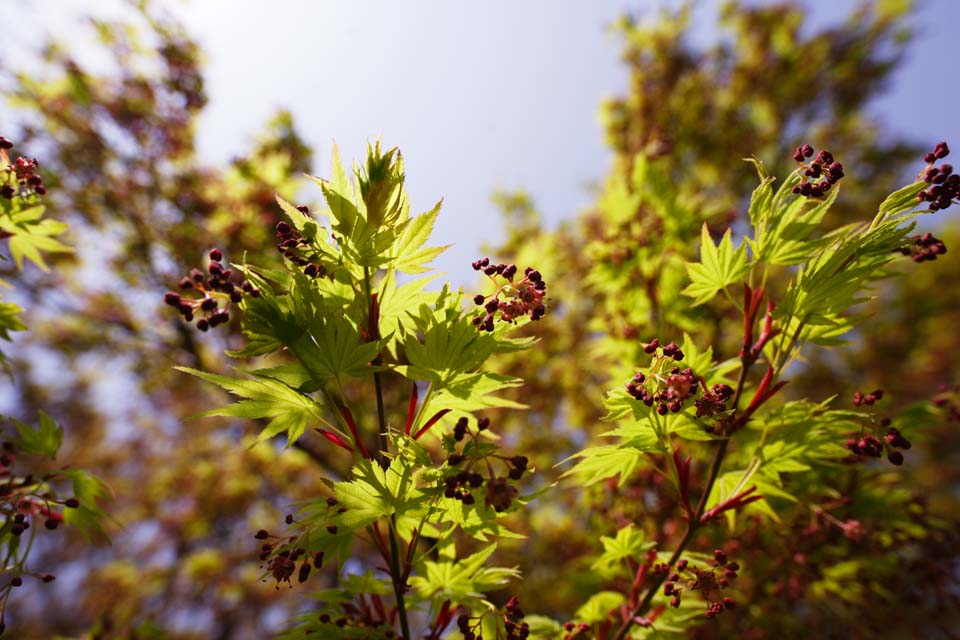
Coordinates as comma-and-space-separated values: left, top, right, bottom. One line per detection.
626, 339, 706, 416
503, 596, 530, 640
164, 249, 260, 331
662, 551, 739, 618
0, 440, 78, 597
315, 601, 396, 636
471, 258, 547, 331
845, 424, 911, 465
1, 138, 47, 199
457, 612, 479, 640
791, 145, 844, 198
844, 391, 911, 465
896, 232, 947, 262
275, 214, 331, 278
852, 389, 883, 406
561, 621, 591, 639
919, 142, 957, 212
254, 500, 343, 588
445, 417, 528, 512
694, 383, 735, 418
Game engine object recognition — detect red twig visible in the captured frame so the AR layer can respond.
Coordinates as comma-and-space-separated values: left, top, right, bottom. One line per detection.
700, 485, 762, 523
339, 403, 372, 460
316, 429, 354, 452
404, 383, 419, 436
412, 409, 450, 440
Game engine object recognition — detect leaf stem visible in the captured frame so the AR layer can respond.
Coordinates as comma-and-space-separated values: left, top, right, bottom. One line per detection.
389, 515, 412, 640
363, 266, 411, 638
364, 267, 390, 465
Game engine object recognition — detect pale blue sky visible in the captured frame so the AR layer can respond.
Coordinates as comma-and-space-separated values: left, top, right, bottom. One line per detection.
6, 0, 960, 282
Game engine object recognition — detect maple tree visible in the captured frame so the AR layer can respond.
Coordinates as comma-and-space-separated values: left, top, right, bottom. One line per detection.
1, 2, 958, 639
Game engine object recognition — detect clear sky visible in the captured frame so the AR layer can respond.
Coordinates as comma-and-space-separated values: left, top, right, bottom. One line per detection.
6, 0, 960, 283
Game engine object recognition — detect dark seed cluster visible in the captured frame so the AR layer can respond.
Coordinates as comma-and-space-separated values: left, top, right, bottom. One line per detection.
484, 476, 520, 513
852, 389, 883, 406
791, 145, 844, 198
663, 551, 739, 619
164, 248, 259, 331
625, 339, 712, 416
254, 499, 344, 588
1, 138, 47, 200
896, 232, 947, 262
846, 425, 911, 466
919, 142, 957, 212
471, 258, 547, 331
0, 440, 78, 591
275, 213, 331, 279
695, 383, 735, 418
314, 596, 397, 637
445, 417, 528, 512
844, 391, 911, 465
457, 611, 480, 640
561, 621, 592, 639
502, 596, 529, 640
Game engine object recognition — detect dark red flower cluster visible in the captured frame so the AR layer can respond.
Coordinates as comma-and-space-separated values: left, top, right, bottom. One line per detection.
0, 440, 78, 593
695, 383, 735, 418
896, 232, 947, 262
626, 339, 703, 415
453, 415, 488, 442
443, 469, 483, 505
471, 258, 546, 332
503, 596, 529, 640
317, 594, 397, 636
1, 137, 47, 199
275, 214, 330, 278
643, 337, 684, 359
313, 594, 396, 636
852, 389, 883, 406
845, 419, 911, 466
923, 141, 950, 165
254, 501, 343, 588
457, 612, 479, 640
484, 476, 520, 512
164, 248, 259, 331
845, 434, 882, 458
663, 551, 738, 618
1, 442, 79, 536
445, 417, 527, 512
791, 145, 844, 198
919, 142, 957, 212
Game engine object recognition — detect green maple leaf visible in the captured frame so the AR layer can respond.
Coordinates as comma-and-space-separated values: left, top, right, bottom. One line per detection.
0, 204, 72, 271
176, 367, 325, 447
561, 445, 647, 487
12, 410, 63, 459
682, 223, 750, 305
388, 199, 451, 274
333, 458, 427, 529
591, 525, 655, 572
410, 543, 519, 600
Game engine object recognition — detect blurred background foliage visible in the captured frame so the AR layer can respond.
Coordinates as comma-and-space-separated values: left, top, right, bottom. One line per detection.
0, 0, 957, 638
